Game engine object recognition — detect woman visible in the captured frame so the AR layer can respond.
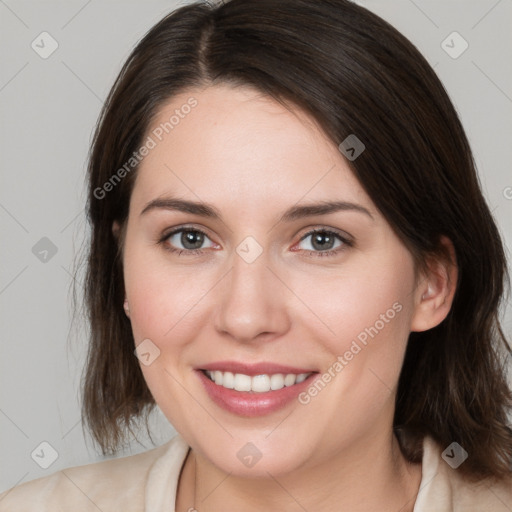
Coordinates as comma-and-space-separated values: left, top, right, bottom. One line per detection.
1, 0, 511, 510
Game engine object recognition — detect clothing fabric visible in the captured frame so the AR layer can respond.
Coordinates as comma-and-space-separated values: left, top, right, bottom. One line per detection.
0, 434, 510, 511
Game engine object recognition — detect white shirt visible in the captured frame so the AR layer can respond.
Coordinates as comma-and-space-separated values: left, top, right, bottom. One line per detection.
0, 434, 511, 511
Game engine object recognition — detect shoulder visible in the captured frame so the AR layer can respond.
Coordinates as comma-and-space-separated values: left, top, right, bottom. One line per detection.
415, 436, 512, 512
0, 434, 190, 512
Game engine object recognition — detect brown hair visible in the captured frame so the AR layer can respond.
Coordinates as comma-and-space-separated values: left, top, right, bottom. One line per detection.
79, 0, 512, 480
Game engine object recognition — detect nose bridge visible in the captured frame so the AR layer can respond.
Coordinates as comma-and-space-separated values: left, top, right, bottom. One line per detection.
213, 239, 289, 342
230, 243, 269, 298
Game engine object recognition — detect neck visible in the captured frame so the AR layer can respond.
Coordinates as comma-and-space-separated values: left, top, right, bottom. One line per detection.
176, 430, 422, 512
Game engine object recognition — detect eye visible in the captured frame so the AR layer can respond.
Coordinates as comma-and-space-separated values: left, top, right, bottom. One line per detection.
295, 228, 352, 257
158, 226, 353, 258
159, 226, 217, 256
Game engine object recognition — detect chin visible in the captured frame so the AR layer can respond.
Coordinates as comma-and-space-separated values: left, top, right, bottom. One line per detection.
191, 430, 318, 478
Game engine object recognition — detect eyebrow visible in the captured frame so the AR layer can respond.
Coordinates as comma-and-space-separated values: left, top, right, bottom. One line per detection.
140, 197, 374, 222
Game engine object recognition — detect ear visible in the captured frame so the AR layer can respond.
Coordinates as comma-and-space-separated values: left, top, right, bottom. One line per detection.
410, 236, 458, 332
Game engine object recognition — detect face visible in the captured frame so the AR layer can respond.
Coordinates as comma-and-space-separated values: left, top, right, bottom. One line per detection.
120, 84, 422, 477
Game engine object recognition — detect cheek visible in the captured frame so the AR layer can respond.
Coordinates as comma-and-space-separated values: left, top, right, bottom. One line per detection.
122, 235, 215, 341
294, 257, 414, 353
336, 276, 410, 358
124, 235, 415, 363
290, 251, 416, 413
122, 245, 216, 426
286, 261, 415, 449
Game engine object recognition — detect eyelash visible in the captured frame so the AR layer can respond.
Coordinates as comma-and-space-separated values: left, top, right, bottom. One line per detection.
158, 225, 353, 258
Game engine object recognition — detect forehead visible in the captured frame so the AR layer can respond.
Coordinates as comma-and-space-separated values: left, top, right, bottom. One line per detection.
130, 84, 373, 215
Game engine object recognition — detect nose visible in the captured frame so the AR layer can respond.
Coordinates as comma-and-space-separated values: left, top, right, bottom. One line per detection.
213, 246, 291, 344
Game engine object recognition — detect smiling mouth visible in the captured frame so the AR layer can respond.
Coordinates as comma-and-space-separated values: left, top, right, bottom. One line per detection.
201, 369, 313, 393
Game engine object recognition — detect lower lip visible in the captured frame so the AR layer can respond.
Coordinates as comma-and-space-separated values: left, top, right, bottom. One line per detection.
196, 370, 316, 417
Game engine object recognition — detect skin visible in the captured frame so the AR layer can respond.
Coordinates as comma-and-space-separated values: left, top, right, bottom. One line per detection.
114, 83, 457, 512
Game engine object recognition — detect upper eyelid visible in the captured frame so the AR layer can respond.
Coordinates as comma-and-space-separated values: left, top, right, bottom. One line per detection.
162, 224, 214, 241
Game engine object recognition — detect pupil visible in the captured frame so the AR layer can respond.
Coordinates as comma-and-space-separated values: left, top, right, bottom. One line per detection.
182, 230, 204, 249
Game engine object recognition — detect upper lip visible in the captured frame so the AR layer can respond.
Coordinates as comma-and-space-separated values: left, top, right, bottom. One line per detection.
198, 361, 318, 376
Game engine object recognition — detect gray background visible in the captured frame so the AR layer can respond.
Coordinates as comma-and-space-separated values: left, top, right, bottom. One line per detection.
1, 0, 511, 493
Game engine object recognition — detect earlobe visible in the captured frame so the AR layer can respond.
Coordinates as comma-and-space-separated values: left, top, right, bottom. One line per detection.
123, 298, 130, 318
112, 220, 121, 239
410, 237, 458, 332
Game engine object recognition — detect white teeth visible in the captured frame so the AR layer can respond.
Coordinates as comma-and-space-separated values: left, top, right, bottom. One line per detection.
270, 374, 285, 390
252, 374, 271, 392
204, 370, 311, 392
222, 371, 235, 389
284, 373, 296, 387
234, 373, 252, 391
